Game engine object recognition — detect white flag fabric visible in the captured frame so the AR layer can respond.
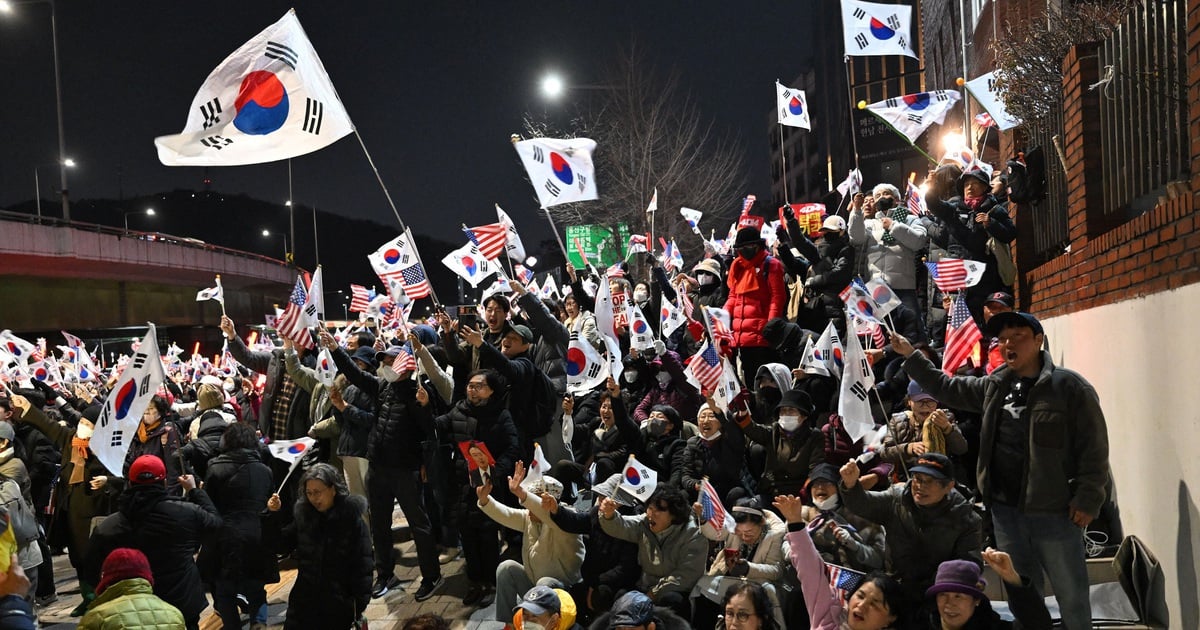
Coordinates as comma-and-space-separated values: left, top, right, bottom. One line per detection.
836, 169, 863, 198
837, 315, 877, 443
155, 10, 353, 166
591, 279, 625, 383
799, 336, 829, 377
680, 207, 703, 235
841, 0, 918, 59
301, 266, 324, 326
314, 348, 336, 388
713, 358, 743, 412
566, 316, 609, 395
514, 138, 599, 208
645, 188, 658, 214
808, 321, 844, 378
865, 91, 962, 143
540, 276, 560, 300
619, 455, 659, 501
91, 325, 166, 477
441, 242, 497, 288
496, 204, 528, 263
964, 71, 1021, 131
0, 332, 37, 366
864, 278, 903, 319
776, 82, 812, 130
480, 276, 513, 303
195, 285, 224, 304
628, 305, 655, 353
659, 296, 687, 338
268, 437, 316, 465
522, 443, 553, 491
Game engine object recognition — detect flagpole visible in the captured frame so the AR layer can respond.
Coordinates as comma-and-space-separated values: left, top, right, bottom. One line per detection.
778, 123, 790, 205
287, 159, 295, 265
541, 209, 573, 271
861, 107, 939, 165
312, 204, 320, 268
843, 57, 861, 172
277, 456, 304, 493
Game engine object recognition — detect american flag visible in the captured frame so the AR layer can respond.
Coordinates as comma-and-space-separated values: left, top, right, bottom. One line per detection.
685, 341, 723, 395
514, 264, 534, 285
348, 284, 373, 313
275, 276, 316, 349
741, 194, 757, 215
679, 291, 695, 320
924, 259, 984, 292
827, 563, 866, 602
627, 234, 648, 255
391, 341, 417, 373
943, 292, 982, 375
703, 307, 733, 352
906, 181, 925, 216
399, 264, 432, 300
974, 111, 996, 128
699, 477, 732, 534
463, 222, 508, 261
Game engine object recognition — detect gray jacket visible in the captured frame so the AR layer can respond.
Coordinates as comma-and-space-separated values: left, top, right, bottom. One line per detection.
848, 210, 928, 290
904, 351, 1110, 516
599, 513, 708, 598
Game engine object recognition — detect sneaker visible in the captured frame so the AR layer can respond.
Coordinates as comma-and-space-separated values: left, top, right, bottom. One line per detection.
413, 576, 444, 602
35, 593, 58, 607
371, 574, 400, 599
477, 586, 495, 608
438, 546, 461, 565
462, 582, 484, 606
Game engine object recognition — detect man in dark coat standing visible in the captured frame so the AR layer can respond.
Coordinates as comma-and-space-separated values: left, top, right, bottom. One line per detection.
220, 315, 314, 441
86, 455, 224, 630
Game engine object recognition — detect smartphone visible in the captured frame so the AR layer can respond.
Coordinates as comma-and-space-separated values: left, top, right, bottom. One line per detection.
458, 310, 480, 331
724, 548, 740, 563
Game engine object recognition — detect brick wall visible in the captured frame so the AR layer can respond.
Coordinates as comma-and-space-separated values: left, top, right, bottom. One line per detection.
1020, 1, 1200, 318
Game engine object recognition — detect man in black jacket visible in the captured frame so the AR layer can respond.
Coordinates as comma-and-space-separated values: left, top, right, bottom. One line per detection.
86, 455, 224, 630
322, 330, 443, 602
465, 322, 545, 461
220, 315, 314, 441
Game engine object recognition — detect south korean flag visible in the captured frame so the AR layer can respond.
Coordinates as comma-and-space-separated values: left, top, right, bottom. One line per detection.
776, 82, 811, 130
514, 137, 599, 209
840, 0, 918, 60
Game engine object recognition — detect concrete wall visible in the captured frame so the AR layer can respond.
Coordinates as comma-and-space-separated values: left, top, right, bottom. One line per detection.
1043, 285, 1200, 628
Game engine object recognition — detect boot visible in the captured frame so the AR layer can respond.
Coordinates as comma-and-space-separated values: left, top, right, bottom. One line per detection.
69, 580, 96, 617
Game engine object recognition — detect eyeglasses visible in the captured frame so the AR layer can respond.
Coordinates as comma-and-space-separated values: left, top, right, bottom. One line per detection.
466, 382, 490, 391
723, 610, 757, 623
911, 399, 938, 408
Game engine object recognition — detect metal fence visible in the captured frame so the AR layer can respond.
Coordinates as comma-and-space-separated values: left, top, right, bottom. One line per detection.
1024, 100, 1071, 263
1099, 0, 1190, 218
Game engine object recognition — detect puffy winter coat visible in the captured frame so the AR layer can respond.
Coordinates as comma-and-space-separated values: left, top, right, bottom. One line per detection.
738, 416, 824, 497
518, 293, 569, 393
86, 484, 225, 623
78, 578, 185, 630
848, 209, 929, 290
225, 335, 315, 440
200, 447, 276, 585
424, 397, 521, 515
794, 233, 855, 326
599, 514, 709, 598
177, 410, 229, 481
678, 414, 749, 502
723, 250, 787, 348
331, 347, 430, 471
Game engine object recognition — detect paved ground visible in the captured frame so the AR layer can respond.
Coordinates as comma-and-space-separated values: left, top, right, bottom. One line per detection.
38, 525, 511, 629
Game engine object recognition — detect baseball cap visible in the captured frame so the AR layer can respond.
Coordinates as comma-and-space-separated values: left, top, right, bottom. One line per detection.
506, 323, 534, 344
984, 292, 1014, 309
906, 381, 935, 402
514, 584, 561, 617
908, 453, 952, 481
129, 455, 167, 485
820, 215, 847, 232
984, 311, 1043, 338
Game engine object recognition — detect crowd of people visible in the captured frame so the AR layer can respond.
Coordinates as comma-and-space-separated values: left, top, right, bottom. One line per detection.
0, 159, 1115, 630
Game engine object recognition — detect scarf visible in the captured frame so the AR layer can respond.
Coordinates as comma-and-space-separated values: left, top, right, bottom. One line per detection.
137, 420, 161, 445
728, 249, 768, 295
69, 437, 90, 485
963, 195, 985, 211
879, 203, 911, 245
919, 412, 947, 455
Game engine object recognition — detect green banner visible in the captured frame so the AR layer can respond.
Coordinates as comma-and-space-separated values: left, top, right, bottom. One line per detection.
565, 223, 631, 269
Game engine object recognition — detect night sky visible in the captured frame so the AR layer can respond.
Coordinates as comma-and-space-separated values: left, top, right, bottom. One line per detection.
1, 2, 822, 245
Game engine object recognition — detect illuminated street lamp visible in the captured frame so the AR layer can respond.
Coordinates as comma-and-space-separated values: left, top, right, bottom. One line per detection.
123, 207, 154, 231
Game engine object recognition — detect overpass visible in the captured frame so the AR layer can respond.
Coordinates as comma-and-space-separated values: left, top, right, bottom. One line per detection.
0, 212, 296, 355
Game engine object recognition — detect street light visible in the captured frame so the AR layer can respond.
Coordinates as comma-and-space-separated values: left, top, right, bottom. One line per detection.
123, 207, 154, 231
261, 229, 289, 263
538, 73, 611, 100
3, 0, 72, 220
33, 157, 74, 220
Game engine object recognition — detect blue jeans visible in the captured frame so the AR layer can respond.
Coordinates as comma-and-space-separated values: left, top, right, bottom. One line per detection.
990, 503, 1091, 630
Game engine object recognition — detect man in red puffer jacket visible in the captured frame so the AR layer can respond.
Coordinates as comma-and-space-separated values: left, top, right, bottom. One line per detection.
724, 226, 787, 385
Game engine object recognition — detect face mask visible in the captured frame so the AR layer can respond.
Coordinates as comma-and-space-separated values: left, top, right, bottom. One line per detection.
648, 418, 668, 437
223, 382, 236, 393
76, 423, 94, 440
697, 274, 715, 286
623, 370, 639, 384
655, 372, 672, 387
758, 388, 781, 407
376, 366, 401, 383
777, 415, 801, 432
524, 623, 547, 630
738, 246, 759, 260
703, 430, 722, 442
813, 494, 840, 511
634, 290, 649, 303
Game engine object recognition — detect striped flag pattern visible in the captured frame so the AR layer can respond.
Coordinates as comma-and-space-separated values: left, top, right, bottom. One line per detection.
699, 478, 733, 534
924, 259, 985, 292
943, 293, 982, 375
684, 341, 723, 395
275, 276, 316, 349
464, 223, 508, 261
348, 284, 373, 313
827, 563, 867, 602
906, 181, 925, 216
974, 111, 996, 128
391, 341, 417, 374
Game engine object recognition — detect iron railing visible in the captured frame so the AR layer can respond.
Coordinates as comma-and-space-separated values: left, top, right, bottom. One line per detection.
1024, 101, 1071, 263
1098, 0, 1189, 218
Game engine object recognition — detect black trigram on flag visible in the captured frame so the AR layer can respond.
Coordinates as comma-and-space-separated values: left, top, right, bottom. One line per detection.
852, 7, 866, 19
586, 363, 602, 378
987, 78, 997, 92
885, 98, 899, 108
849, 382, 868, 401
577, 173, 588, 193
531, 145, 545, 163
897, 36, 908, 50
544, 179, 561, 197
265, 40, 298, 70
200, 135, 233, 150
934, 91, 951, 102
138, 374, 153, 396
110, 430, 123, 447
885, 14, 900, 29
303, 98, 324, 134
907, 113, 923, 123
854, 33, 869, 49
200, 97, 222, 129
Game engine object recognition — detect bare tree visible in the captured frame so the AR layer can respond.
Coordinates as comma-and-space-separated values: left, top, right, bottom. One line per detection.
523, 43, 747, 264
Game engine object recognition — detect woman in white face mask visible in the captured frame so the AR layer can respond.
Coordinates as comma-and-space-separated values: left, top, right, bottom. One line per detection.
796, 463, 887, 574
738, 389, 825, 505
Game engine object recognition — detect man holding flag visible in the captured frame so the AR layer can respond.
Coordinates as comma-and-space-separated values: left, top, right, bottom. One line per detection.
221, 315, 314, 442
847, 185, 928, 317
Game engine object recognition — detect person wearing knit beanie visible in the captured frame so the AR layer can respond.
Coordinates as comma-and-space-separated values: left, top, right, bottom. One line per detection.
82, 548, 185, 628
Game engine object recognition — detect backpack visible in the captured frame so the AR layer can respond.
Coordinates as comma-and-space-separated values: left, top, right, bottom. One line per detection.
1006, 147, 1047, 204
0, 478, 37, 546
